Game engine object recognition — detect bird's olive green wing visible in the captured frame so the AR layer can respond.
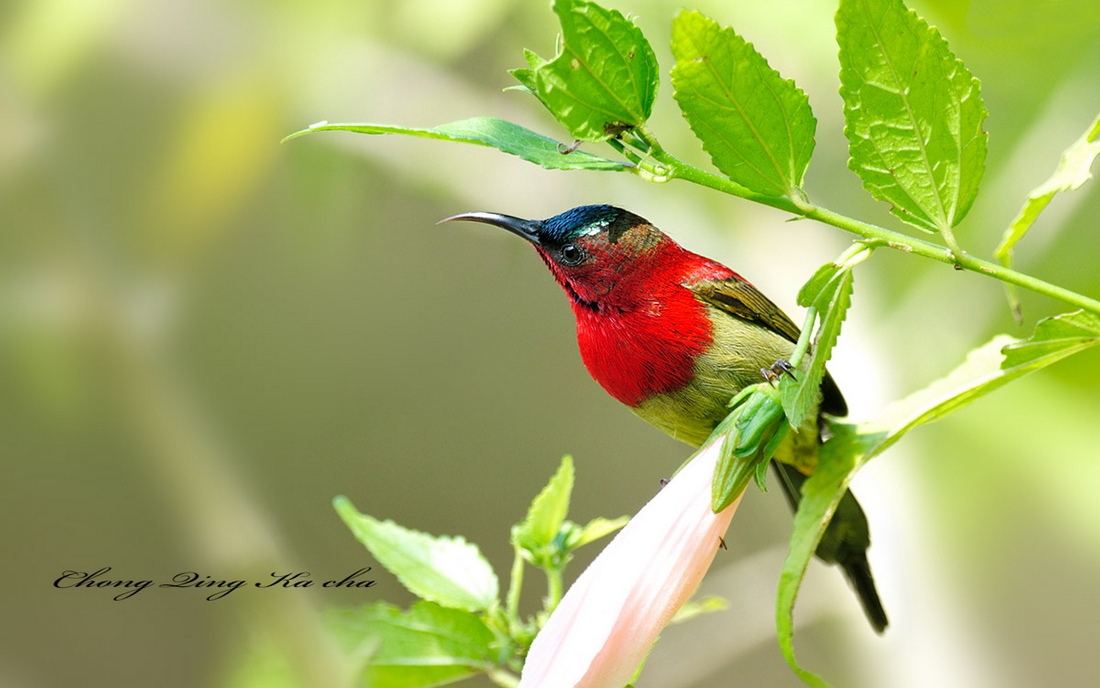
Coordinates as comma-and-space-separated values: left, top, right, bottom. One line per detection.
691, 277, 803, 345
691, 277, 847, 418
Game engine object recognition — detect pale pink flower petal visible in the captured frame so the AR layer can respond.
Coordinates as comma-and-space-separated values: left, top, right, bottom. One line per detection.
519, 441, 740, 688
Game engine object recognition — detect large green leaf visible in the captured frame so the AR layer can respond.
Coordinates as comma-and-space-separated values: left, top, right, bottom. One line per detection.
776, 426, 860, 688
227, 601, 499, 688
334, 497, 499, 613
837, 0, 987, 232
329, 602, 497, 688
671, 10, 816, 197
518, 0, 659, 142
775, 311, 1100, 682
283, 117, 631, 172
863, 311, 1100, 457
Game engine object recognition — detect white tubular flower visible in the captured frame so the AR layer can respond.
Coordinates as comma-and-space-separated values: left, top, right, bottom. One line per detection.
519, 440, 740, 687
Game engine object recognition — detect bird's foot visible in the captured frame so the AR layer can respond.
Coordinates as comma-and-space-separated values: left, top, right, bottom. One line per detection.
557, 139, 583, 154
761, 358, 796, 385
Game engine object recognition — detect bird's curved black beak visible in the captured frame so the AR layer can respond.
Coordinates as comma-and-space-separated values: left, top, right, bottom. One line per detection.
439, 212, 543, 246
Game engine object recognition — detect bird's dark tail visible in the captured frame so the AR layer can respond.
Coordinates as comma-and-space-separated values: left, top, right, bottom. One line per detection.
837, 549, 889, 634
771, 461, 889, 634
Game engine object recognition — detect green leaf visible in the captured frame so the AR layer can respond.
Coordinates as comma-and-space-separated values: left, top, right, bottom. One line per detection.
781, 264, 854, 428
334, 497, 499, 613
856, 335, 1016, 459
837, 0, 987, 232
561, 515, 629, 551
508, 49, 547, 95
521, 0, 659, 142
669, 595, 729, 625
329, 601, 498, 688
283, 117, 631, 172
795, 262, 842, 309
710, 385, 789, 512
776, 426, 860, 688
512, 456, 574, 552
995, 113, 1100, 266
859, 312, 1099, 459
510, 458, 626, 574
226, 601, 501, 688
1002, 310, 1100, 370
670, 10, 816, 197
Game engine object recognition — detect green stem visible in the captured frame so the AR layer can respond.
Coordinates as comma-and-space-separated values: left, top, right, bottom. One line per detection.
629, 131, 1100, 316
789, 306, 817, 369
939, 225, 967, 265
505, 545, 525, 631
545, 565, 564, 614
653, 149, 801, 213
805, 205, 1100, 314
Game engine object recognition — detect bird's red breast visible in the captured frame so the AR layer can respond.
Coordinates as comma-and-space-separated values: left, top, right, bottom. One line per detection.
545, 234, 741, 407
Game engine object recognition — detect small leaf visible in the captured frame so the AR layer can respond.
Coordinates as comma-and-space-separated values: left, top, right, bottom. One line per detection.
995, 113, 1100, 266
283, 117, 631, 172
513, 456, 574, 552
713, 432, 751, 512
669, 595, 729, 625
334, 497, 499, 613
523, 47, 547, 71
837, 0, 988, 232
710, 385, 789, 512
329, 601, 497, 688
796, 262, 843, 308
782, 265, 854, 427
562, 515, 629, 551
508, 49, 548, 94
521, 0, 659, 142
671, 10, 816, 197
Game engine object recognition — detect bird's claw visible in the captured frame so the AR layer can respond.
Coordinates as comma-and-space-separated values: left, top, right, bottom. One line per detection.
761, 358, 796, 385
557, 140, 583, 154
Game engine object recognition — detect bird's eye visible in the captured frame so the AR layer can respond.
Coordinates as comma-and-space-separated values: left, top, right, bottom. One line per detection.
560, 244, 584, 265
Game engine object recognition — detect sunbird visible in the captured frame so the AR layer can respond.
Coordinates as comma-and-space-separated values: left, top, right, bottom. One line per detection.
444, 204, 887, 633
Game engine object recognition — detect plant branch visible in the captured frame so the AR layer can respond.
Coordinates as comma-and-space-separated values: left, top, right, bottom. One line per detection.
804, 205, 1100, 314
629, 130, 1100, 316
505, 545, 525, 632
544, 563, 564, 614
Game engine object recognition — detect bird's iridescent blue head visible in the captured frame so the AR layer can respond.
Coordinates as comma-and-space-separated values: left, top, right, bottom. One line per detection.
441, 205, 670, 307
538, 205, 644, 245
441, 205, 648, 254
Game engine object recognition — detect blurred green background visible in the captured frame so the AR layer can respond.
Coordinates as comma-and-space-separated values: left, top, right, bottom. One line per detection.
2, 0, 1099, 686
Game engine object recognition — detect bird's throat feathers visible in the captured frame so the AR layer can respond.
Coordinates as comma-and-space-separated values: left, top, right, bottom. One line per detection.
538, 226, 738, 407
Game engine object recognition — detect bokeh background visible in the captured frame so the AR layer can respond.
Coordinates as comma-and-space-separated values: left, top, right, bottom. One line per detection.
3, 0, 1099, 686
